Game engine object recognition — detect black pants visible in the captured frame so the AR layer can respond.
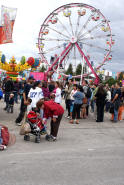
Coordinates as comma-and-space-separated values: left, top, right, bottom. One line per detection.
50, 115, 63, 137
96, 103, 104, 122
72, 104, 81, 120
15, 99, 27, 123
4, 92, 11, 109
7, 104, 13, 113
86, 105, 89, 116
66, 99, 71, 116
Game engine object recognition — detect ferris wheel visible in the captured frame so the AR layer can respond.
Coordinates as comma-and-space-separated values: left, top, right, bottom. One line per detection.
38, 3, 114, 83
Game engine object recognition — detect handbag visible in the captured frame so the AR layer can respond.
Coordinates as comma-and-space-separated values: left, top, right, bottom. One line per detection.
109, 103, 114, 114
19, 112, 31, 135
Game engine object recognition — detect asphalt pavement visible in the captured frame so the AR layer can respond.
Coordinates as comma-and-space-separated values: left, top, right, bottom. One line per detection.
0, 99, 124, 185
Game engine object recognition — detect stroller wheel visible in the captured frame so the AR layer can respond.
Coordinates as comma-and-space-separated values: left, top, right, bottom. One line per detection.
24, 135, 30, 141
35, 136, 40, 143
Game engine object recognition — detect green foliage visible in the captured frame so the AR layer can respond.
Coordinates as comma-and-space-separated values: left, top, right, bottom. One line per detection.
39, 65, 46, 72
105, 77, 117, 86
65, 63, 73, 75
118, 72, 124, 81
98, 74, 103, 81
75, 63, 82, 75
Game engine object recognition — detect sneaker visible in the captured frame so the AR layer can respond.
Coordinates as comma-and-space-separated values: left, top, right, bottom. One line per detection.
45, 134, 51, 140
0, 145, 7, 150
45, 134, 56, 142
67, 116, 70, 119
65, 115, 69, 118
16, 122, 22, 126
69, 120, 74, 124
113, 120, 118, 123
75, 121, 79, 124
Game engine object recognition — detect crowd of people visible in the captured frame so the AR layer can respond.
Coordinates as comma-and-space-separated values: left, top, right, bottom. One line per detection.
0, 75, 124, 142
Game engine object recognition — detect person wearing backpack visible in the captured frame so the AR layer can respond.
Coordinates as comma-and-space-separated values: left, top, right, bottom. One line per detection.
0, 84, 3, 100
70, 85, 84, 124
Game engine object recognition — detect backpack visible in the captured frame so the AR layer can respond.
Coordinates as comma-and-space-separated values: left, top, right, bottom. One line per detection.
0, 88, 3, 98
86, 87, 92, 98
0, 125, 10, 146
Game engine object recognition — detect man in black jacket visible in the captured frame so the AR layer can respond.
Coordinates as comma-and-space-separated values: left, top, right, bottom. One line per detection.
4, 77, 14, 110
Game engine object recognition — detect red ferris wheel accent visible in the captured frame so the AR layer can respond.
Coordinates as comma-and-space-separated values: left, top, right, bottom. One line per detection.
38, 3, 114, 84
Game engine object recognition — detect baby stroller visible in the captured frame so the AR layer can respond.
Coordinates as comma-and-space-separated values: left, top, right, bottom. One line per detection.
24, 111, 45, 143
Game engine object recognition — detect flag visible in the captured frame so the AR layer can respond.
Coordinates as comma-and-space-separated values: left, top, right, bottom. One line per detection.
0, 5, 17, 44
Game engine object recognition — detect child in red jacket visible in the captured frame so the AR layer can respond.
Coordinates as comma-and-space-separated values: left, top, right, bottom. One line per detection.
36, 100, 64, 141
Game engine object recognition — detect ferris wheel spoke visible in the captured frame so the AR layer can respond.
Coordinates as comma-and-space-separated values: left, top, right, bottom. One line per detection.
41, 43, 67, 54
78, 22, 103, 40
73, 45, 77, 67
79, 41, 109, 51
77, 13, 93, 38
75, 42, 99, 80
75, 15, 81, 37
68, 16, 74, 36
48, 26, 70, 39
57, 18, 72, 37
40, 38, 69, 42
62, 46, 73, 69
47, 42, 73, 72
58, 45, 74, 70
79, 34, 112, 41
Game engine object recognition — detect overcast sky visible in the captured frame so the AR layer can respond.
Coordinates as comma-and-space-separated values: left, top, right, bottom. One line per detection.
0, 0, 124, 72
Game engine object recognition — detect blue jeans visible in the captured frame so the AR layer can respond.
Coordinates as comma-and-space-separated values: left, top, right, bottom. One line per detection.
106, 101, 111, 112
13, 91, 18, 103
114, 109, 118, 121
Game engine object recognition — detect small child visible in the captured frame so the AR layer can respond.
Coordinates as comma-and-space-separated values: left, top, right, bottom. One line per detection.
7, 93, 14, 113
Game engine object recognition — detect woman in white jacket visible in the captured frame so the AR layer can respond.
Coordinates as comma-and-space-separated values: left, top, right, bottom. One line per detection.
105, 87, 111, 112
53, 81, 62, 104
28, 81, 44, 111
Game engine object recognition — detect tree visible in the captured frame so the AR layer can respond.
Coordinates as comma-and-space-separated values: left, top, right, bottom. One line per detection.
98, 74, 104, 81
105, 77, 117, 86
65, 63, 73, 75
39, 65, 46, 72
118, 72, 124, 82
75, 63, 82, 75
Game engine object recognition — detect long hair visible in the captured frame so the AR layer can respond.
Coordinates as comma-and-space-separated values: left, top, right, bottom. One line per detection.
97, 84, 106, 95
55, 81, 60, 88
36, 99, 44, 109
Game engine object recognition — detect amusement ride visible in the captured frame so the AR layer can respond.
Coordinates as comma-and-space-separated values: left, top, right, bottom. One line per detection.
0, 3, 115, 83
38, 3, 115, 84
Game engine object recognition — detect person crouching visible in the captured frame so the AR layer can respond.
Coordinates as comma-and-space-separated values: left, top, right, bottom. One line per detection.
7, 93, 14, 113
36, 99, 64, 141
